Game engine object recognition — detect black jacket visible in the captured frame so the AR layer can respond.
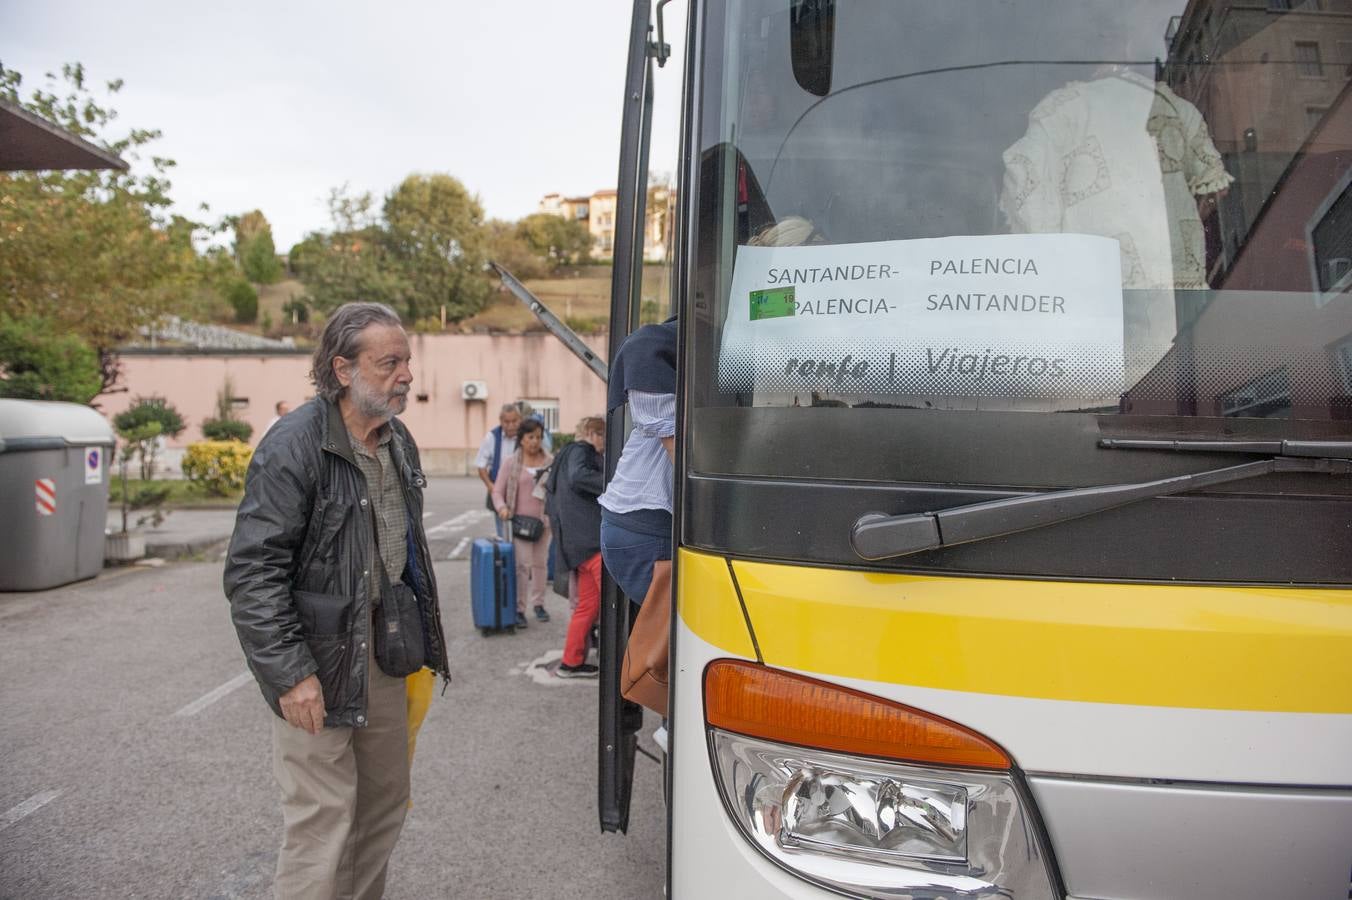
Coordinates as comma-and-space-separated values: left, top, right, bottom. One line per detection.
547, 440, 604, 588
223, 398, 450, 727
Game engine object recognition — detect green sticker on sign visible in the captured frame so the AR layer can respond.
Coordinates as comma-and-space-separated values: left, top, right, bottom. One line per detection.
750, 286, 795, 320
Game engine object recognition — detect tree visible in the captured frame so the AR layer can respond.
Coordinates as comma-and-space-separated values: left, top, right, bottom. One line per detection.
295, 188, 410, 316
233, 210, 283, 284
0, 63, 218, 395
0, 316, 103, 403
484, 219, 548, 281
383, 174, 491, 323
112, 396, 186, 480
517, 213, 592, 267
288, 235, 324, 278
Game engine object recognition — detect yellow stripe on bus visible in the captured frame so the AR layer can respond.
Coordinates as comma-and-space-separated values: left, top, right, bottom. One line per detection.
675, 549, 1352, 714
676, 551, 757, 661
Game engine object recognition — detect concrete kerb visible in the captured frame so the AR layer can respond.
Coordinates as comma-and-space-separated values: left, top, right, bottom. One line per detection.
144, 535, 232, 562
105, 507, 240, 567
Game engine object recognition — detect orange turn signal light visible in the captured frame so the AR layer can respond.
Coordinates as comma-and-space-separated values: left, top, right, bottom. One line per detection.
704, 659, 1011, 770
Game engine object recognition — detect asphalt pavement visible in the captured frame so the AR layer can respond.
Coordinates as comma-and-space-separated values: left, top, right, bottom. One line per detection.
4, 477, 666, 899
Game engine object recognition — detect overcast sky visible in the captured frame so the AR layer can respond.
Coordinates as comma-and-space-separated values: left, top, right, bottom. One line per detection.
2, 0, 687, 250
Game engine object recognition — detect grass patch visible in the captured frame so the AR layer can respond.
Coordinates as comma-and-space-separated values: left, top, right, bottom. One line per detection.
110, 478, 242, 509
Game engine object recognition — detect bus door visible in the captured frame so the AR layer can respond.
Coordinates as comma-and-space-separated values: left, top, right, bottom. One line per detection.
599, 0, 685, 836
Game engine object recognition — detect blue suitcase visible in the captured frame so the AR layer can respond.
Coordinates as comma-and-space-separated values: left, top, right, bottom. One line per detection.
471, 537, 517, 634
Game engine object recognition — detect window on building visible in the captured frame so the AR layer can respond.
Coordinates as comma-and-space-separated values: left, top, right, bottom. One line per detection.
1295, 41, 1324, 76
1312, 180, 1352, 293
1219, 368, 1293, 418
1268, 0, 1292, 10
520, 398, 561, 433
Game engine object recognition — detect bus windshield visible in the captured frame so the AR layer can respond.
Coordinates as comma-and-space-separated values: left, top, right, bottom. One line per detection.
683, 0, 1352, 583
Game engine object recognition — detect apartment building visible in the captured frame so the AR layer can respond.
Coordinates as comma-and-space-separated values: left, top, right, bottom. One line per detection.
538, 184, 674, 262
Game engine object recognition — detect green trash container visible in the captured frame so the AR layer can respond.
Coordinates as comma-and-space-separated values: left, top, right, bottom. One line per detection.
0, 399, 115, 591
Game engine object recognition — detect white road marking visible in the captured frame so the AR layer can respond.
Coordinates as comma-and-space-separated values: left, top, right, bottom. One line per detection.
447, 537, 472, 560
174, 672, 253, 717
1, 789, 63, 832
425, 510, 491, 537
423, 512, 433, 519
515, 650, 599, 688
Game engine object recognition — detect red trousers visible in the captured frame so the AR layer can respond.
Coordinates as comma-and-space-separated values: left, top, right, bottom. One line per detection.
562, 552, 602, 666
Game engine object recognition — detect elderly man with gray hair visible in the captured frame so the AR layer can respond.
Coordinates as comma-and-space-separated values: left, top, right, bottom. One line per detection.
224, 302, 449, 899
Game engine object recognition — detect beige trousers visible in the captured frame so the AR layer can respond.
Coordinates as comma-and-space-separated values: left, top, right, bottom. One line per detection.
272, 640, 410, 900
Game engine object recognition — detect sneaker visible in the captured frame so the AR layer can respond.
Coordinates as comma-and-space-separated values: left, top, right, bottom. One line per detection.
556, 662, 599, 678
515, 612, 528, 628
534, 605, 551, 622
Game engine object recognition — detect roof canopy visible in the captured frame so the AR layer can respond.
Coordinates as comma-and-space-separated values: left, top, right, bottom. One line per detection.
0, 97, 128, 172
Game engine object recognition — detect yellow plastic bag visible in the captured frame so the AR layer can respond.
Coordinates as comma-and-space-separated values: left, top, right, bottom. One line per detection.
406, 667, 435, 763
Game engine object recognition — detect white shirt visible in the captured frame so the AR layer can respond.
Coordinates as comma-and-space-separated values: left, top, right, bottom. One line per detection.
474, 429, 518, 472
599, 390, 676, 516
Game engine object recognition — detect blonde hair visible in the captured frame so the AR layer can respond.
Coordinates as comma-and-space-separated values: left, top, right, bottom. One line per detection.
748, 216, 817, 247
575, 415, 605, 438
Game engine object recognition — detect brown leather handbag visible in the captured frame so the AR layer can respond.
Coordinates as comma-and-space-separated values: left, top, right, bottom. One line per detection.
620, 559, 672, 717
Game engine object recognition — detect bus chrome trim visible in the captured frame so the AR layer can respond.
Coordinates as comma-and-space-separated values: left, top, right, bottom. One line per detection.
1028, 775, 1352, 900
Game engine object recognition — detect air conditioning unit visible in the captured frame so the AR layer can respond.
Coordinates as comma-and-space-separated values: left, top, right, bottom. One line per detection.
461, 380, 488, 401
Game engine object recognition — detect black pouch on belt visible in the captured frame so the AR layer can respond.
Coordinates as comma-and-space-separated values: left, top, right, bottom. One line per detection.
372, 529, 426, 678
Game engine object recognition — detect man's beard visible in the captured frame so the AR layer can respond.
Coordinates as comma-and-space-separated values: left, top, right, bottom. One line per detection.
349, 370, 408, 420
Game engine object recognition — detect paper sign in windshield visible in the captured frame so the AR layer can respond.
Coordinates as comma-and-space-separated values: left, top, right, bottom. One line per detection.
719, 233, 1124, 399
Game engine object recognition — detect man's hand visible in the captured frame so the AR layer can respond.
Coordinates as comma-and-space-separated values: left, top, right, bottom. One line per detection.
279, 674, 326, 735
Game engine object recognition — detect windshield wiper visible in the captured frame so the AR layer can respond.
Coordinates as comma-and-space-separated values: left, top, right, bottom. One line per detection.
851, 452, 1351, 561
1099, 439, 1352, 458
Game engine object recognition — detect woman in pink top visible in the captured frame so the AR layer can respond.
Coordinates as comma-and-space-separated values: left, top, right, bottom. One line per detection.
492, 418, 554, 627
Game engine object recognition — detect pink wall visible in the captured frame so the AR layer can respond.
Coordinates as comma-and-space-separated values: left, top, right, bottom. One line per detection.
102, 332, 610, 474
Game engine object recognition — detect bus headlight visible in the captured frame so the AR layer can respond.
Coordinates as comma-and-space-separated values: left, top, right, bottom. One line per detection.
703, 660, 1058, 898
711, 731, 1055, 898
782, 762, 967, 862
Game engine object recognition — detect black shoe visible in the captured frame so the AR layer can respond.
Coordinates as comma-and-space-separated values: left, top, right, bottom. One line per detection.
515, 612, 528, 628
556, 662, 599, 678
534, 605, 551, 622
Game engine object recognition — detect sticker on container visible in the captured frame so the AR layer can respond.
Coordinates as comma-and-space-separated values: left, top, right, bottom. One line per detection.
35, 479, 56, 516
85, 447, 103, 485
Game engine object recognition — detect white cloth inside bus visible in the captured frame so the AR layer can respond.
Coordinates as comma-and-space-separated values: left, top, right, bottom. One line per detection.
1000, 71, 1233, 292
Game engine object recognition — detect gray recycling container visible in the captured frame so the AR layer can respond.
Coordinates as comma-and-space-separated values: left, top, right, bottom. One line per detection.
0, 399, 115, 591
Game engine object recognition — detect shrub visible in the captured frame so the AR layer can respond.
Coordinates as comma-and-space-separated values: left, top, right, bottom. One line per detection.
224, 278, 259, 323
201, 417, 253, 442
564, 315, 605, 333
282, 298, 310, 324
0, 316, 103, 403
182, 441, 253, 496
551, 432, 575, 451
